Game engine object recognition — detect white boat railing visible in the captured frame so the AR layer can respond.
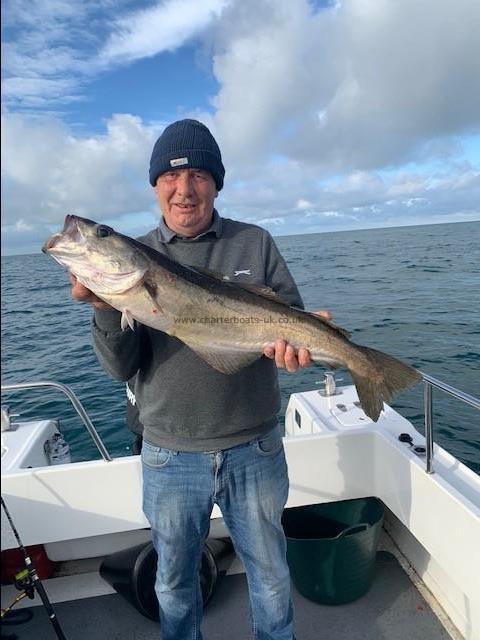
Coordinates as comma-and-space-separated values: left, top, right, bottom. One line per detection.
421, 373, 480, 474
2, 376, 479, 473
1, 381, 112, 462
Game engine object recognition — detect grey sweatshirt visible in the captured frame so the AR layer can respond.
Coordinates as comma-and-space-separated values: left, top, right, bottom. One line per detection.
92, 211, 303, 451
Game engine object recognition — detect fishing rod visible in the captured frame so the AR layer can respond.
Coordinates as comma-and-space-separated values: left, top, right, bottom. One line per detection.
1, 495, 68, 640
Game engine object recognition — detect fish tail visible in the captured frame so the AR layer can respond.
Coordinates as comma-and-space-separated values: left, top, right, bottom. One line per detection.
350, 346, 421, 421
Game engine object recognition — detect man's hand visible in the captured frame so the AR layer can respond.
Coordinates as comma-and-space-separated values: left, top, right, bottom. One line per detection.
263, 310, 332, 373
70, 274, 115, 311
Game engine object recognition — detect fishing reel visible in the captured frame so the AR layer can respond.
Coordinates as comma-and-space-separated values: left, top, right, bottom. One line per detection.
0, 568, 35, 620
14, 568, 35, 599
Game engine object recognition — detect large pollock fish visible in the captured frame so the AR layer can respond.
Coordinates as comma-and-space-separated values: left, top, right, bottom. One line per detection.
43, 215, 421, 421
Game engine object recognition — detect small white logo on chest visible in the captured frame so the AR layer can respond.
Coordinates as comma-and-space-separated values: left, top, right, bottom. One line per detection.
234, 269, 252, 276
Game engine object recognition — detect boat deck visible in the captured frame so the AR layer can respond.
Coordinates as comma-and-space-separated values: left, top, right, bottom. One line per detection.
1, 550, 452, 640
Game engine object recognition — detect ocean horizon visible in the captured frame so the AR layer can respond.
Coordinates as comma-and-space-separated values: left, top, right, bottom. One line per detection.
2, 218, 479, 258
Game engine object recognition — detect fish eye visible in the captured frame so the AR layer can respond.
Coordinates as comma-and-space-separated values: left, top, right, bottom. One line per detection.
96, 225, 113, 238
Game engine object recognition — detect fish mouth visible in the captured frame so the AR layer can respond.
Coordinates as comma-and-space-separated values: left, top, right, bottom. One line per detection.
42, 214, 84, 253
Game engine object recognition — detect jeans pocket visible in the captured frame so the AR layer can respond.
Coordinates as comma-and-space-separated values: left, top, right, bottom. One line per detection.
255, 425, 283, 457
141, 441, 172, 470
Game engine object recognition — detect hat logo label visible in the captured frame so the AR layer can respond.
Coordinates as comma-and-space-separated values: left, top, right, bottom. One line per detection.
170, 157, 189, 167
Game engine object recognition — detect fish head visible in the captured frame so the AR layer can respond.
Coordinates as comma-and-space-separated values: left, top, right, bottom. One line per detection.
42, 215, 149, 296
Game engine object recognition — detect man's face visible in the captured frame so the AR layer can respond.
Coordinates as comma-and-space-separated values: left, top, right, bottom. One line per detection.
153, 168, 218, 238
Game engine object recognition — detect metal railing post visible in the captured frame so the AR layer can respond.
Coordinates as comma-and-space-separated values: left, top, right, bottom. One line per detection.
421, 372, 480, 475
424, 381, 434, 474
1, 381, 112, 462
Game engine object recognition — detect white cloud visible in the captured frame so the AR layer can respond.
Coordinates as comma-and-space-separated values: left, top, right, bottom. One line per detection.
326, 171, 385, 194
2, 0, 228, 110
257, 216, 285, 226
296, 199, 312, 210
1, 0, 98, 109
210, 0, 480, 173
100, 0, 229, 66
321, 211, 340, 218
15, 219, 34, 232
1, 112, 157, 227
404, 197, 428, 208
2, 76, 83, 108
4, 0, 480, 161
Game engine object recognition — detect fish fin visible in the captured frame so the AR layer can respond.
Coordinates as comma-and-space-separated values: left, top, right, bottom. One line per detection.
323, 320, 351, 340
232, 283, 290, 305
295, 309, 351, 339
185, 264, 291, 305
142, 275, 164, 312
186, 345, 261, 374
351, 347, 422, 421
121, 310, 135, 331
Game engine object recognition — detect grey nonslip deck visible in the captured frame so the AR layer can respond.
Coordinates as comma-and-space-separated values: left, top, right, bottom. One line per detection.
1, 552, 450, 640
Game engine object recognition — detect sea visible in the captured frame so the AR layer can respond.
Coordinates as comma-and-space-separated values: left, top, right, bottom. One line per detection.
1, 221, 479, 473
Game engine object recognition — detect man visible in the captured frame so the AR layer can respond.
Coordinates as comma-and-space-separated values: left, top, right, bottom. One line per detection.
71, 119, 328, 640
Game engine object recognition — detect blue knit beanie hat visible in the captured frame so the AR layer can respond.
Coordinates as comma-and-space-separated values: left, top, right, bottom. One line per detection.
149, 119, 225, 190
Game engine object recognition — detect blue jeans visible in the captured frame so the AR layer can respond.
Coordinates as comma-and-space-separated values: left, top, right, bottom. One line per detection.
141, 425, 294, 640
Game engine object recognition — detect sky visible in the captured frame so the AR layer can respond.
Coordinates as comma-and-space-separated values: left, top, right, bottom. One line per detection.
2, 0, 480, 255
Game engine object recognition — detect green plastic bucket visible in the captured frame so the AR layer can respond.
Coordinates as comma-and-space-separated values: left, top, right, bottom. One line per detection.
282, 497, 384, 605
